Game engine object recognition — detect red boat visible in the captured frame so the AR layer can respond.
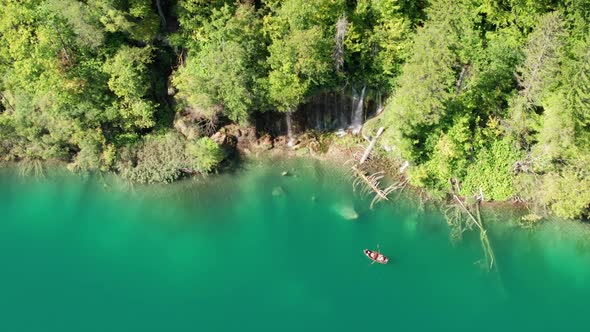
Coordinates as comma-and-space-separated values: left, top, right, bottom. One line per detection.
363, 248, 389, 264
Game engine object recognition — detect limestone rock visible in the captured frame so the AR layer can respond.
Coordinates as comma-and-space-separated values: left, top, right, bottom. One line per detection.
272, 186, 285, 197
334, 205, 359, 220
174, 117, 201, 140
257, 134, 273, 150
211, 130, 238, 156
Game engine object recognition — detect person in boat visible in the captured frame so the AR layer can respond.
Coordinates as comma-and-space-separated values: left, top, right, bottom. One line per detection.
370, 251, 378, 260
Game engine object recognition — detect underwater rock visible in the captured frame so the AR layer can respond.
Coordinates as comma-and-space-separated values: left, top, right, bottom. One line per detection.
272, 186, 285, 197
335, 205, 358, 220
335, 129, 347, 137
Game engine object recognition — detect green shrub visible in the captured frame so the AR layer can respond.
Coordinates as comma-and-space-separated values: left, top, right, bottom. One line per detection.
538, 168, 590, 220
461, 139, 519, 201
0, 115, 14, 159
69, 129, 110, 172
185, 137, 224, 173
117, 133, 187, 184
116, 134, 224, 184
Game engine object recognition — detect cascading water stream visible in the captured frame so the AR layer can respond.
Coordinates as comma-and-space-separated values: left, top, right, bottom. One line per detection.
351, 85, 366, 134
285, 110, 294, 146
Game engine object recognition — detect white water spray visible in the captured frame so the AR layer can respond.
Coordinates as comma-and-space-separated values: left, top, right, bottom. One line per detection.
351, 85, 366, 134
286, 110, 294, 147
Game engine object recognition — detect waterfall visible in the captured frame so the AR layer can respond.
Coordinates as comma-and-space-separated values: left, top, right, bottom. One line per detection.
351, 85, 366, 134
315, 106, 321, 131
260, 87, 377, 138
286, 110, 294, 146
377, 91, 384, 115
338, 93, 346, 129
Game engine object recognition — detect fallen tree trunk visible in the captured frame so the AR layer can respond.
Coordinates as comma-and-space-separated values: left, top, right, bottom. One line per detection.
352, 166, 389, 202
360, 127, 384, 164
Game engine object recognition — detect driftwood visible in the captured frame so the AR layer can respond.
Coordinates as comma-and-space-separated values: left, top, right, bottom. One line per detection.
347, 127, 407, 208
360, 127, 384, 164
350, 166, 406, 208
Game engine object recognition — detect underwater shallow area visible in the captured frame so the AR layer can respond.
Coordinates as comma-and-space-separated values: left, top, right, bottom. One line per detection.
0, 158, 589, 332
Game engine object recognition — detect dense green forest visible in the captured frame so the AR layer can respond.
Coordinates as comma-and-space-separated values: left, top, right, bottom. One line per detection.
0, 0, 589, 219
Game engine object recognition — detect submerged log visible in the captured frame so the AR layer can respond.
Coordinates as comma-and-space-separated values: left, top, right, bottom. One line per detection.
452, 194, 496, 270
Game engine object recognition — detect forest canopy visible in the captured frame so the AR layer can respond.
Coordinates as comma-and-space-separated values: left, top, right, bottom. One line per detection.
1, 0, 589, 219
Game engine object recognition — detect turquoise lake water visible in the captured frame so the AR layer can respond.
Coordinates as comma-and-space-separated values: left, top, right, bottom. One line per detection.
1, 158, 589, 331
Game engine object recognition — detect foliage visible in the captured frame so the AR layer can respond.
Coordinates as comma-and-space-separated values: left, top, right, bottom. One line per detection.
363, 0, 590, 219
1, 0, 589, 219
343, 0, 411, 88
538, 166, 590, 219
264, 0, 341, 112
267, 26, 332, 111
0, 0, 163, 170
509, 11, 568, 142
173, 4, 267, 121
185, 137, 224, 173
116, 132, 188, 184
103, 45, 157, 130
116, 133, 224, 184
371, 0, 476, 162
461, 139, 520, 201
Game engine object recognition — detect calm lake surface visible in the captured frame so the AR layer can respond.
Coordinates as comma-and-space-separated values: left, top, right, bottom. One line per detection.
1, 158, 589, 332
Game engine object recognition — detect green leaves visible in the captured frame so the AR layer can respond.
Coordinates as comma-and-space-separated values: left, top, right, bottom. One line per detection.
173, 4, 266, 121
0, 0, 589, 219
265, 0, 338, 112
344, 0, 411, 87
461, 140, 520, 201
116, 132, 187, 184
104, 46, 153, 99
267, 26, 332, 111
185, 137, 224, 173
117, 133, 225, 183
89, 0, 160, 42
0, 0, 164, 167
103, 46, 157, 130
372, 0, 463, 160
45, 0, 104, 48
509, 11, 567, 139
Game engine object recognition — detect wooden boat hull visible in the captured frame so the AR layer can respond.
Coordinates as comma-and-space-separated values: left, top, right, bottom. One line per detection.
363, 249, 389, 264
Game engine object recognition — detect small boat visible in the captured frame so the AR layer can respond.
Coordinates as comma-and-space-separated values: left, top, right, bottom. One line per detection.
363, 248, 389, 264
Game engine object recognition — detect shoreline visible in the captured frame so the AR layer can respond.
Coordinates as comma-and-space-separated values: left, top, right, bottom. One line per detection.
221, 125, 540, 225
0, 125, 554, 225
